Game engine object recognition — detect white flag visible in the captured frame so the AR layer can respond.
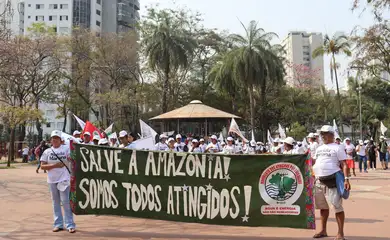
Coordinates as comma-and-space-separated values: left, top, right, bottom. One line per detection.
139, 120, 158, 144
229, 118, 248, 142
132, 136, 155, 150
380, 121, 388, 135
278, 123, 286, 139
333, 119, 340, 140
251, 130, 255, 142
302, 138, 309, 148
163, 131, 175, 137
219, 132, 224, 143
267, 130, 273, 144
73, 114, 86, 130
104, 123, 114, 135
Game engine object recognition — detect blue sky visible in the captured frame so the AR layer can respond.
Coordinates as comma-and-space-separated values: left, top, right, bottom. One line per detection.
141, 0, 377, 89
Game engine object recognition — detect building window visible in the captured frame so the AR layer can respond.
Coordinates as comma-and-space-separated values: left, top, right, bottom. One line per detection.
97, 0, 101, 4
46, 110, 54, 117
60, 15, 69, 21
28, 4, 31, 7
28, 15, 31, 19
60, 4, 68, 9
36, 4, 43, 9
52, 26, 57, 32
96, 9, 101, 15
35, 16, 44, 21
96, 20, 101, 26
49, 4, 58, 9
49, 16, 57, 21
46, 122, 51, 128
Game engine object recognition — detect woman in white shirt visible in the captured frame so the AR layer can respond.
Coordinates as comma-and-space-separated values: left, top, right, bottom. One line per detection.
189, 139, 203, 153
40, 130, 76, 233
344, 138, 356, 177
283, 137, 295, 154
223, 137, 236, 154
206, 135, 222, 153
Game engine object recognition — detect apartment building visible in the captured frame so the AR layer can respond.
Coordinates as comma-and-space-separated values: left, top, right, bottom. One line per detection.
282, 31, 325, 87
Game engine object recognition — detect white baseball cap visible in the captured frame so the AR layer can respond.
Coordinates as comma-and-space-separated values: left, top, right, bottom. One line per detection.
283, 137, 295, 145
274, 138, 280, 143
98, 138, 109, 145
364, 140, 369, 144
314, 133, 320, 136
119, 130, 128, 138
160, 134, 168, 139
83, 132, 91, 136
380, 136, 385, 139
192, 139, 198, 143
93, 135, 101, 141
176, 134, 182, 139
307, 133, 315, 138
51, 130, 62, 138
227, 136, 234, 141
168, 137, 175, 143
359, 140, 364, 145
250, 140, 256, 146
320, 125, 334, 133
73, 130, 81, 135
210, 135, 218, 140
345, 138, 351, 141
221, 142, 226, 146
199, 138, 205, 142
336, 136, 341, 140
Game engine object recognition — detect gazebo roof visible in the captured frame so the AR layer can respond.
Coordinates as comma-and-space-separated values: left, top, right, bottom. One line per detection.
150, 100, 241, 120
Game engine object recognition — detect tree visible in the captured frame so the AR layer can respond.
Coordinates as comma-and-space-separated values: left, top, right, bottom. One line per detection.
288, 122, 307, 141
210, 20, 284, 137
141, 7, 197, 113
284, 61, 322, 87
313, 34, 351, 137
353, 0, 390, 21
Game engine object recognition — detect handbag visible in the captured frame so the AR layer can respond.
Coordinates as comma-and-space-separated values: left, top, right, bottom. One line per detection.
318, 173, 337, 188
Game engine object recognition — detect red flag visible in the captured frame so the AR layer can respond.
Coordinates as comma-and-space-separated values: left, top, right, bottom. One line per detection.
82, 121, 103, 140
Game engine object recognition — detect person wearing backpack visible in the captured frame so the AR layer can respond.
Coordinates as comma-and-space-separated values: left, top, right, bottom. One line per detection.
379, 136, 388, 170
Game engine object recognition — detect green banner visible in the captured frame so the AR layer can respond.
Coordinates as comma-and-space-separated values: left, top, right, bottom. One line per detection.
69, 144, 315, 229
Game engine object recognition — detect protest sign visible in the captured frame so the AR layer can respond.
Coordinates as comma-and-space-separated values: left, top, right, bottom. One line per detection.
69, 145, 315, 229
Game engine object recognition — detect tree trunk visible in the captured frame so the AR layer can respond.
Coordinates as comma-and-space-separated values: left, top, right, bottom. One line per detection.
248, 85, 255, 130
35, 100, 43, 143
260, 81, 267, 142
333, 54, 344, 138
162, 60, 170, 113
7, 128, 15, 167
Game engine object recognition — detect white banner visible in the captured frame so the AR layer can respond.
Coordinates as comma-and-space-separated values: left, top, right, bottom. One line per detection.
228, 118, 248, 142
380, 121, 388, 135
139, 119, 158, 144
278, 123, 286, 140
73, 114, 86, 130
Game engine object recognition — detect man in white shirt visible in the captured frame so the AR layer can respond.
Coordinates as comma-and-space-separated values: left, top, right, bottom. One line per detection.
174, 134, 187, 152
308, 133, 319, 161
155, 134, 169, 151
83, 132, 93, 145
206, 135, 222, 153
282, 137, 295, 154
22, 146, 29, 163
223, 137, 236, 154
73, 130, 83, 143
344, 138, 356, 176
199, 139, 206, 153
313, 125, 350, 240
356, 140, 367, 173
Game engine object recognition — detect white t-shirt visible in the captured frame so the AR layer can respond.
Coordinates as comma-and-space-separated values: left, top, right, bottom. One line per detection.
283, 149, 294, 154
40, 145, 70, 184
309, 141, 319, 158
174, 142, 186, 152
22, 147, 29, 155
344, 143, 355, 159
206, 142, 222, 153
356, 144, 366, 156
190, 147, 203, 153
313, 143, 346, 177
155, 142, 169, 151
223, 145, 236, 154
270, 145, 279, 154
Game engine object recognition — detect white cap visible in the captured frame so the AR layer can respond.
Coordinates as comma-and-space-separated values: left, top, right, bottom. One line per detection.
380, 136, 385, 139
336, 136, 341, 140
359, 140, 364, 145
98, 138, 109, 145
307, 133, 315, 138
83, 132, 91, 136
221, 142, 226, 146
73, 130, 81, 135
227, 136, 234, 141
176, 134, 182, 139
51, 130, 62, 138
210, 135, 218, 140
283, 137, 295, 145
274, 138, 280, 143
314, 133, 319, 136
168, 137, 175, 142
160, 134, 168, 139
345, 138, 351, 141
320, 125, 334, 133
250, 140, 256, 146
93, 135, 101, 141
119, 130, 128, 138
364, 140, 369, 144
192, 139, 198, 143
200, 138, 205, 142
297, 141, 302, 145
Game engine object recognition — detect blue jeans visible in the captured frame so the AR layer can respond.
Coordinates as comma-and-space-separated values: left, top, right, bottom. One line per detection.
49, 183, 75, 229
358, 155, 367, 172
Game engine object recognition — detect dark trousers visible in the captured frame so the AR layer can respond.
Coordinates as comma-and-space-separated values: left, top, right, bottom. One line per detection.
369, 156, 377, 169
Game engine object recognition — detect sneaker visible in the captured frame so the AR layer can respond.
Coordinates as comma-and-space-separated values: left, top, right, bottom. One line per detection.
364, 170, 368, 173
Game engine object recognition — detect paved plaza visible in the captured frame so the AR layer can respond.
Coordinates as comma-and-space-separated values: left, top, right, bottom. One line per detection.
0, 164, 389, 240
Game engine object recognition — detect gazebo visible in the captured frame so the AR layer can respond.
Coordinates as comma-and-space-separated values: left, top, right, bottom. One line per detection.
149, 100, 241, 136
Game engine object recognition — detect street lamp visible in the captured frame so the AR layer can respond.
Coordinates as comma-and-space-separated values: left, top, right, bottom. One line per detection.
356, 79, 363, 140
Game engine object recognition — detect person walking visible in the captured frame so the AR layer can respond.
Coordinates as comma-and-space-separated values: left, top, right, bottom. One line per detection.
40, 130, 76, 233
378, 136, 388, 170
367, 140, 377, 170
356, 140, 368, 173
312, 125, 350, 240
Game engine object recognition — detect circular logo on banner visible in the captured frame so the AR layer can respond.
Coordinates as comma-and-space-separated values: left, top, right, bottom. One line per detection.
259, 162, 304, 205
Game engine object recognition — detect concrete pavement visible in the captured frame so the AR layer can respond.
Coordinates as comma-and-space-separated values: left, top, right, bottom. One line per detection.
0, 164, 389, 240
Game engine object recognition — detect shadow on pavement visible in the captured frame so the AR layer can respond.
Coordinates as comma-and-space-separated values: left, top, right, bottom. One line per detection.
317, 217, 383, 224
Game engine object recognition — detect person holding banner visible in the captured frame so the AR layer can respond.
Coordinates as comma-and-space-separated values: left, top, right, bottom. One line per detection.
189, 139, 203, 153
40, 130, 76, 234
313, 125, 350, 240
83, 132, 93, 145
223, 137, 237, 154
199, 138, 206, 153
119, 130, 137, 149
282, 137, 295, 154
174, 134, 187, 152
155, 134, 169, 151
167, 138, 177, 151
205, 135, 222, 153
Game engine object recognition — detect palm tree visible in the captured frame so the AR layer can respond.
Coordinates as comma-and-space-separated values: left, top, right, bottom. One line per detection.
313, 34, 351, 137
142, 14, 197, 113
209, 20, 284, 133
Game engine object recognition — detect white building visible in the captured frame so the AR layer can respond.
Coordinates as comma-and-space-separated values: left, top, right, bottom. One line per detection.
2, 0, 140, 137
282, 31, 325, 87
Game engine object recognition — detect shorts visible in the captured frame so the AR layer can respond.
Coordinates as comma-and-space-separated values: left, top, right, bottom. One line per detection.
346, 159, 355, 169
314, 180, 343, 213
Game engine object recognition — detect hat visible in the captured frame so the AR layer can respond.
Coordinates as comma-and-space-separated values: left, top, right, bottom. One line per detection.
73, 130, 81, 135
176, 134, 182, 139
314, 133, 319, 137
210, 135, 218, 140
227, 136, 234, 141
307, 133, 315, 138
345, 138, 351, 141
159, 134, 168, 139
274, 138, 280, 143
199, 138, 205, 142
359, 140, 364, 145
221, 142, 226, 146
192, 139, 198, 143
364, 140, 369, 144
83, 132, 91, 136
320, 125, 334, 133
336, 136, 341, 140
98, 138, 109, 145
93, 135, 101, 141
168, 137, 175, 143
51, 130, 62, 138
380, 136, 385, 139
119, 130, 128, 138
283, 137, 295, 145
250, 140, 256, 147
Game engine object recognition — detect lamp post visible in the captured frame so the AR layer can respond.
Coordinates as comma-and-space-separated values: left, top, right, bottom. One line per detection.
356, 80, 363, 140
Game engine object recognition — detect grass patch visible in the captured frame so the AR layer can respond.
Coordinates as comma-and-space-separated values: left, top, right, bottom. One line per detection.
0, 165, 16, 169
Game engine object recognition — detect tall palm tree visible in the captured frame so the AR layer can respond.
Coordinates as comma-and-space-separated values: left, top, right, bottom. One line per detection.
142, 15, 197, 112
313, 34, 351, 137
209, 20, 284, 133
